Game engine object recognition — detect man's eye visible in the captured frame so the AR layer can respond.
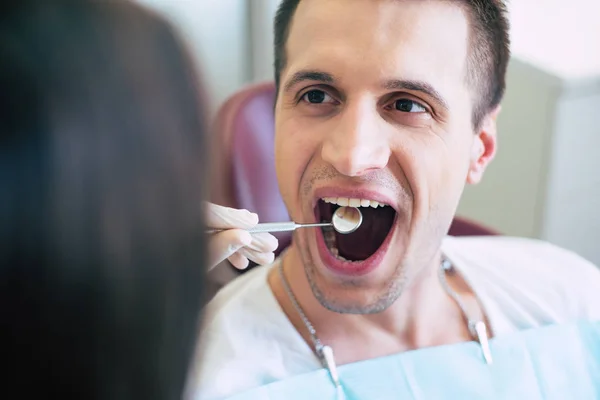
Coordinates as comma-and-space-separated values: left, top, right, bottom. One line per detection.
301, 90, 333, 104
394, 99, 426, 113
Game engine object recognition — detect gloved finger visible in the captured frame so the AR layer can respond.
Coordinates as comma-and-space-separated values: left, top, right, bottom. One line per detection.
205, 202, 258, 229
207, 228, 252, 270
238, 247, 276, 266
227, 251, 250, 270
246, 233, 279, 253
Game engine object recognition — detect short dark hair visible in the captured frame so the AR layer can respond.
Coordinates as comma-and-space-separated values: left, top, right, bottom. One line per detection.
1, 1, 206, 398
274, 0, 510, 129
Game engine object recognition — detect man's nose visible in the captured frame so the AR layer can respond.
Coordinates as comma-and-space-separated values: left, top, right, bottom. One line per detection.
321, 100, 391, 177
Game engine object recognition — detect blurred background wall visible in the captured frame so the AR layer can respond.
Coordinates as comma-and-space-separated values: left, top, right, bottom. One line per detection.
138, 0, 600, 266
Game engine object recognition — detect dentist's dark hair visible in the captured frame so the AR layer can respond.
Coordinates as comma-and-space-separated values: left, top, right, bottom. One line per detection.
0, 0, 207, 398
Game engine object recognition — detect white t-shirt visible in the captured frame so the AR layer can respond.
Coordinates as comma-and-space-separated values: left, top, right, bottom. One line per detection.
187, 236, 600, 400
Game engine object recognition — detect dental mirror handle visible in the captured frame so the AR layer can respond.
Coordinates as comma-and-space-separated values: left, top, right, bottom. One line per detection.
206, 221, 332, 235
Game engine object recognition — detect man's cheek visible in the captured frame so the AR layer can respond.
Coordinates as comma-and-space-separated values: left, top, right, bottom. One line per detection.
275, 158, 302, 216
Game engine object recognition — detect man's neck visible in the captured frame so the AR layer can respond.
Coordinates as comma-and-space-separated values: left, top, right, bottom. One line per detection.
268, 245, 475, 365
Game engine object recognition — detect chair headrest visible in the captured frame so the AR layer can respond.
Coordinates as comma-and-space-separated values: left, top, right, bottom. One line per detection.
210, 82, 292, 253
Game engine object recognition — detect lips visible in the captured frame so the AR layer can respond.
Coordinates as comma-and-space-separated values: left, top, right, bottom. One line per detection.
309, 188, 399, 277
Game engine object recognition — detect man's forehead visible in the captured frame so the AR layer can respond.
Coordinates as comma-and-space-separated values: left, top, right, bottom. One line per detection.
283, 0, 470, 90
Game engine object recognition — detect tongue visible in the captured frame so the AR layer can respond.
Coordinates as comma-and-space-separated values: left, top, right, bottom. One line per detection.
336, 206, 395, 261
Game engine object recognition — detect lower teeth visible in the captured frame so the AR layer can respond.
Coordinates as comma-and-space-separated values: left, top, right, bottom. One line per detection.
335, 253, 355, 262
323, 228, 355, 263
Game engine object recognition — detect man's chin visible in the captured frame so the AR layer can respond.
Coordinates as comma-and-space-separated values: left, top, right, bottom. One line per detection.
300, 228, 406, 314
306, 266, 401, 314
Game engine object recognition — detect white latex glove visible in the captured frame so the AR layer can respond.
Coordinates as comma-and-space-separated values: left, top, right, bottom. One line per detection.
205, 202, 279, 270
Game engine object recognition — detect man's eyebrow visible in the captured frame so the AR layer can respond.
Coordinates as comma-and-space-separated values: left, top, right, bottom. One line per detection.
283, 70, 334, 93
383, 79, 449, 111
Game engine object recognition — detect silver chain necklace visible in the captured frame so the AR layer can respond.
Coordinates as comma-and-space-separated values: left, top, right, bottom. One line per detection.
277, 257, 493, 387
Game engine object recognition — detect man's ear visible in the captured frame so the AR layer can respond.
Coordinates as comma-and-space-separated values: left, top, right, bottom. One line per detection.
466, 105, 500, 185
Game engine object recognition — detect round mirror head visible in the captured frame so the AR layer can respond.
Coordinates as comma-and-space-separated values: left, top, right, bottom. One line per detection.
331, 206, 363, 234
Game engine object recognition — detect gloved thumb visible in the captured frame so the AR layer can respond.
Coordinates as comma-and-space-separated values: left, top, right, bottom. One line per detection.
208, 229, 253, 270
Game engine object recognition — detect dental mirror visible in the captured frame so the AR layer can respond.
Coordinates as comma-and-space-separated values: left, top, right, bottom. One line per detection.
328, 205, 363, 234
206, 206, 363, 235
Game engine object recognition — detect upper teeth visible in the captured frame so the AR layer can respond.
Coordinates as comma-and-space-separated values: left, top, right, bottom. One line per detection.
322, 197, 385, 208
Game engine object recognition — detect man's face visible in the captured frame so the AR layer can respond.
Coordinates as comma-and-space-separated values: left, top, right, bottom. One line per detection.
275, 0, 496, 313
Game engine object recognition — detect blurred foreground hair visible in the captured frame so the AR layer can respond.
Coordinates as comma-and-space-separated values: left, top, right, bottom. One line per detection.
0, 0, 207, 398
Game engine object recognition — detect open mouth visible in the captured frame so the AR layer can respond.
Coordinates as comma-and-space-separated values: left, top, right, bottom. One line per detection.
316, 197, 397, 264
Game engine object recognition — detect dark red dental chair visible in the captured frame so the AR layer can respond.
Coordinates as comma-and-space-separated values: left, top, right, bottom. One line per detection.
209, 82, 497, 277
